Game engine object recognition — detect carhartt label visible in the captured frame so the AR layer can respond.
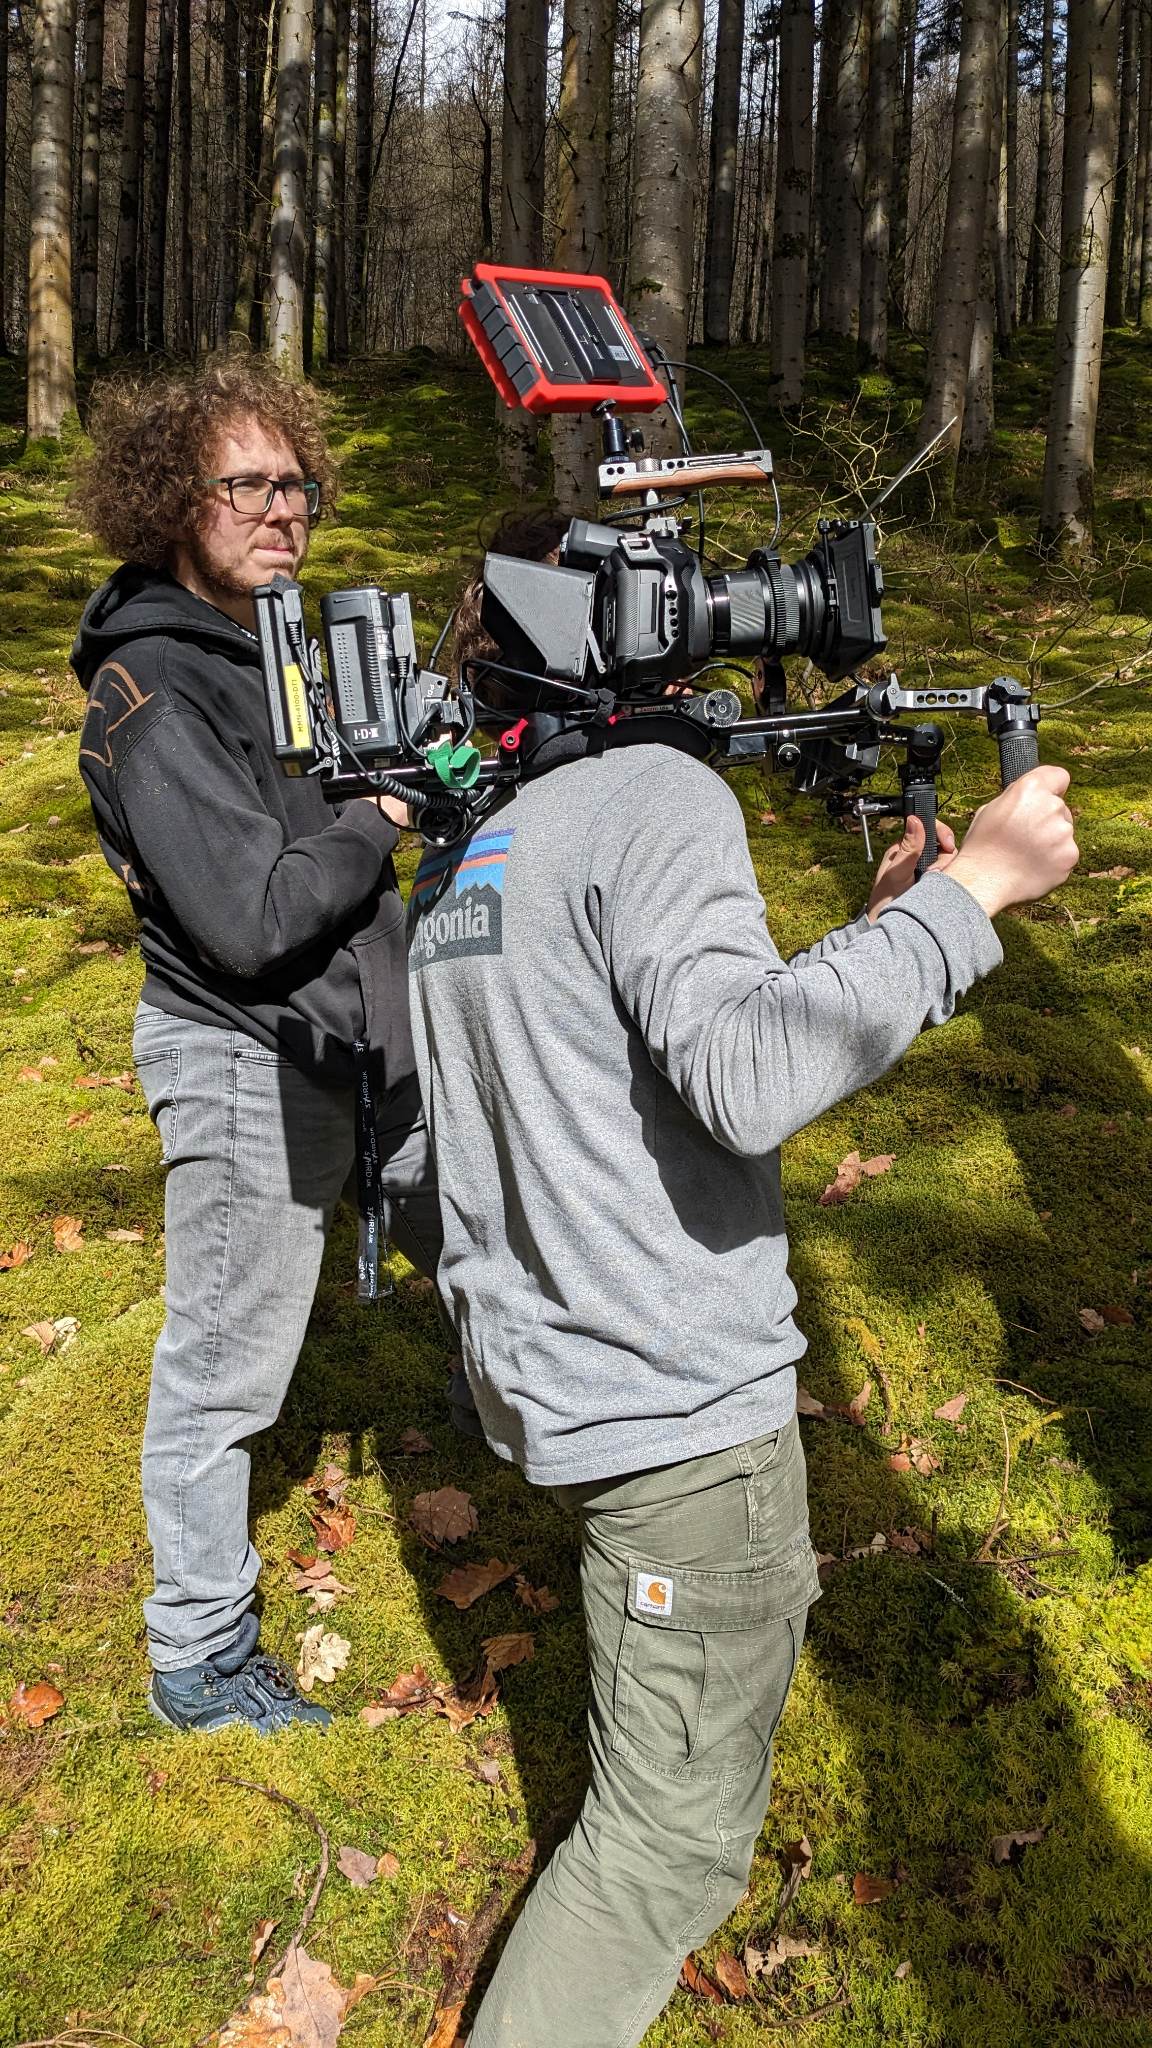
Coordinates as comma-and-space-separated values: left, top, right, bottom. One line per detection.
635, 1572, 673, 1617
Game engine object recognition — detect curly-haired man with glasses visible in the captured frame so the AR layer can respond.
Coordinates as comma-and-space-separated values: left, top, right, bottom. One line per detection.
71, 355, 467, 1733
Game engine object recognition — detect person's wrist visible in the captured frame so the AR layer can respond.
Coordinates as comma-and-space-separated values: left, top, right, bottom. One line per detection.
929, 852, 1003, 920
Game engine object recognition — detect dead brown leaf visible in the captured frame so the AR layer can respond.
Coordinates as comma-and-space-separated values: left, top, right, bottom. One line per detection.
431, 1677, 499, 1734
895, 1959, 912, 1980
853, 1872, 898, 1904
76, 938, 110, 954
820, 1150, 895, 1206
309, 1503, 356, 1553
991, 1826, 1046, 1866
360, 1664, 433, 1724
51, 1215, 85, 1252
411, 1486, 479, 1545
933, 1392, 970, 1423
74, 1070, 136, 1091
744, 1932, 820, 1978
336, 1843, 379, 1888
217, 1942, 379, 2048
66, 1111, 92, 1129
0, 1241, 33, 1270
481, 1631, 535, 1676
399, 1427, 433, 1454
21, 1321, 59, 1355
295, 1626, 350, 1691
516, 1574, 560, 1614
18, 1066, 47, 1084
796, 1385, 826, 1418
377, 1851, 400, 1878
436, 1558, 517, 1610
712, 1951, 750, 2000
888, 1451, 912, 1471
1100, 1305, 1134, 1326
7, 1680, 64, 1727
105, 1226, 146, 1243
679, 1955, 724, 2002
1087, 865, 1135, 879
424, 2006, 465, 2048
1078, 1307, 1106, 1333
847, 1380, 872, 1423
249, 1916, 279, 1967
145, 1767, 169, 1797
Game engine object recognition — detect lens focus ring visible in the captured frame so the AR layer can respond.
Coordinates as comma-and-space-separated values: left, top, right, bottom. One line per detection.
725, 573, 769, 653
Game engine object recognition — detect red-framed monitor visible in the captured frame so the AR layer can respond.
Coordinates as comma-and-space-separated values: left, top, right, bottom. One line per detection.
458, 264, 668, 414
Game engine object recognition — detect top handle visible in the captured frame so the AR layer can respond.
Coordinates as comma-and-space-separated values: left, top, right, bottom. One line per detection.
986, 675, 1040, 788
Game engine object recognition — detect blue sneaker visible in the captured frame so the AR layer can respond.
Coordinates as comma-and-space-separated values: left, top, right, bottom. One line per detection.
149, 1614, 331, 1734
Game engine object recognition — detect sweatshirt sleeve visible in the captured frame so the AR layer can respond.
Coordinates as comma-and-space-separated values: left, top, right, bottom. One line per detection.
587, 755, 1003, 1158
117, 706, 399, 977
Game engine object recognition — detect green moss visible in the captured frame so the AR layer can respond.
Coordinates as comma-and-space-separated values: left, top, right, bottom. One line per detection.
0, 339, 1150, 2042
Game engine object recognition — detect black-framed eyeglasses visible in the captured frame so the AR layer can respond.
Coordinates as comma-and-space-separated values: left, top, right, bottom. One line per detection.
201, 473, 322, 518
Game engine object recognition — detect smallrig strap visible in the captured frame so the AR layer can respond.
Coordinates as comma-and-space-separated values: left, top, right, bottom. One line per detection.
353, 1039, 391, 1302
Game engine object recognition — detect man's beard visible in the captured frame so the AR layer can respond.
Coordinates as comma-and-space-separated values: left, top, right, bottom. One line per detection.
183, 529, 297, 604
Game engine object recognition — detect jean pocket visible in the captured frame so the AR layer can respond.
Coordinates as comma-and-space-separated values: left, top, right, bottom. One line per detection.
611, 1545, 818, 1781
134, 1046, 180, 1164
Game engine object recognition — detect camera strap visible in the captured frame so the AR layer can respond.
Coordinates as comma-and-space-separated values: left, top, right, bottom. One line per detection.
353, 1037, 391, 1303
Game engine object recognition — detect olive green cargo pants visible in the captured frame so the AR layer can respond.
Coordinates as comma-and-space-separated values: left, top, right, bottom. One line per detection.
469, 1410, 820, 2048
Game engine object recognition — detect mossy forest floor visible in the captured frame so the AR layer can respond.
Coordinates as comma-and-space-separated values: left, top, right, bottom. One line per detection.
1, 335, 1150, 2047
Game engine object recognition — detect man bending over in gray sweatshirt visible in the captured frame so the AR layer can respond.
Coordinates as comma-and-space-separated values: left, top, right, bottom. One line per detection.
407, 730, 1076, 2048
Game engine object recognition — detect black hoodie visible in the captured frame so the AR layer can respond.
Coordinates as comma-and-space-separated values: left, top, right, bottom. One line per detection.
72, 564, 413, 1089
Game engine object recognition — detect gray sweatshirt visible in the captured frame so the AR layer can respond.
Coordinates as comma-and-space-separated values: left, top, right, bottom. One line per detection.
408, 744, 1003, 1485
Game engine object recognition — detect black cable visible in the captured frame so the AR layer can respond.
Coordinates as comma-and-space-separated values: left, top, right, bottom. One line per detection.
655, 359, 766, 448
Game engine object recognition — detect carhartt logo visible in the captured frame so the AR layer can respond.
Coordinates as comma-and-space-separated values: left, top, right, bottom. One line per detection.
635, 1573, 673, 1617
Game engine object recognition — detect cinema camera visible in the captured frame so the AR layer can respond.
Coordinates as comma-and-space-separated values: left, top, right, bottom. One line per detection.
254, 264, 1040, 865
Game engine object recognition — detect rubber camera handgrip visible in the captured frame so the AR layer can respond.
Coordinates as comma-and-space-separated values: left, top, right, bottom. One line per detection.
997, 727, 1040, 787
905, 782, 938, 879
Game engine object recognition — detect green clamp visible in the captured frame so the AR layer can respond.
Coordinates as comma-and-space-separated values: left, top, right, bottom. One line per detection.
427, 738, 482, 790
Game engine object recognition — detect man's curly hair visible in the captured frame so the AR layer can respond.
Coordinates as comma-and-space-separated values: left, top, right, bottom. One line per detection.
72, 354, 340, 567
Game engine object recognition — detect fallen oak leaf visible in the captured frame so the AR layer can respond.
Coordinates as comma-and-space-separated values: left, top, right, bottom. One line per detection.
399, 1426, 433, 1454
1087, 865, 1135, 879
991, 1826, 1046, 1866
309, 1503, 356, 1553
820, 1150, 895, 1206
66, 1111, 92, 1128
436, 1558, 517, 1610
105, 1226, 145, 1243
679, 1955, 724, 2002
377, 1850, 401, 1878
247, 1915, 279, 1975
0, 1242, 33, 1270
481, 1631, 535, 1677
1100, 1305, 1134, 1326
360, 1664, 433, 1724
712, 1951, 750, 2000
21, 1321, 59, 1355
337, 1843, 380, 1888
516, 1574, 560, 1614
7, 1680, 64, 1727
774, 1834, 814, 1922
1078, 1307, 1106, 1333
744, 1932, 821, 1978
796, 1385, 827, 1418
51, 1215, 85, 1252
217, 1942, 380, 2048
411, 1486, 479, 1545
933, 1392, 970, 1423
853, 1872, 898, 1904
295, 1625, 350, 1691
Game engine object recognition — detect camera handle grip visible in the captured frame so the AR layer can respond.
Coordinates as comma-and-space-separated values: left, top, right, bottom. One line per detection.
987, 676, 1040, 788
904, 781, 938, 879
996, 725, 1040, 787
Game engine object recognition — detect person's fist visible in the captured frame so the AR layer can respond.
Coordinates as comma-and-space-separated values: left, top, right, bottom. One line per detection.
866, 814, 957, 922
932, 765, 1078, 918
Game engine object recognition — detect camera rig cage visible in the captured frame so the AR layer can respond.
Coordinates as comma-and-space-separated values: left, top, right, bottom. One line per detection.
254, 264, 1041, 869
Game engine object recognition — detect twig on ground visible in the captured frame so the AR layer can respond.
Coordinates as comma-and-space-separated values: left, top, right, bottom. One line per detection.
875, 1365, 896, 1431
751, 1975, 851, 2028
976, 1415, 1013, 1562
216, 1776, 331, 1984
16, 2036, 145, 2048
422, 1884, 506, 2045
994, 1379, 1057, 1404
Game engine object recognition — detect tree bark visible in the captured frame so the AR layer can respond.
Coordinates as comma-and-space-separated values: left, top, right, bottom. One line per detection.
332, 0, 351, 354
145, 0, 176, 352
1023, 0, 1054, 321
217, 0, 244, 343
310, 0, 336, 361
26, 0, 77, 440
498, 0, 549, 484
232, 0, 281, 342
269, 0, 311, 374
916, 0, 1000, 471
1130, 0, 1150, 316
703, 0, 745, 343
351, 0, 372, 350
553, 0, 615, 512
1105, 0, 1138, 323
889, 0, 917, 325
819, 0, 867, 335
77, 0, 105, 353
963, 23, 1003, 454
770, 0, 814, 400
176, 0, 195, 349
860, 0, 899, 363
0, 0, 7, 351
114, 0, 148, 351
629, 0, 704, 451
1039, 0, 1120, 551
995, 0, 1017, 342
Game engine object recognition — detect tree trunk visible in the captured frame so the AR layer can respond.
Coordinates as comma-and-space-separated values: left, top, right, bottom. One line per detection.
232, 0, 281, 342
741, 28, 770, 343
176, 0, 194, 350
770, 0, 814, 399
915, 0, 1000, 471
995, 0, 1016, 343
553, 0, 615, 512
629, 0, 704, 452
755, 31, 779, 339
26, 0, 77, 440
114, 0, 148, 350
1038, 0, 1120, 550
269, 0, 311, 374
703, 0, 745, 343
77, 0, 105, 353
351, 0, 372, 350
1129, 0, 1150, 317
1105, 0, 1138, 323
963, 30, 1003, 454
860, 0, 898, 363
217, 0, 243, 343
310, 0, 336, 362
498, 0, 549, 485
0, 0, 7, 351
819, 0, 867, 335
1023, 0, 1054, 321
332, 0, 351, 354
145, 0, 176, 352
889, 0, 917, 325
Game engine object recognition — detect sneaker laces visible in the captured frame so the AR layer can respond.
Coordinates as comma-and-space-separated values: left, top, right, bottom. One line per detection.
230, 1653, 302, 1720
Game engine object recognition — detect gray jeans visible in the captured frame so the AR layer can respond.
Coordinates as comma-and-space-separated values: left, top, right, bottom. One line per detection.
470, 1411, 819, 2048
133, 1000, 443, 1672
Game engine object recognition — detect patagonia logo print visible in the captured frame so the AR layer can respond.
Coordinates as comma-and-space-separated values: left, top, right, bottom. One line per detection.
635, 1573, 674, 1617
409, 828, 515, 967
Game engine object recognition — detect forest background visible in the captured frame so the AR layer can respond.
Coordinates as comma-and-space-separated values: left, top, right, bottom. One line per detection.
2, 0, 1152, 2040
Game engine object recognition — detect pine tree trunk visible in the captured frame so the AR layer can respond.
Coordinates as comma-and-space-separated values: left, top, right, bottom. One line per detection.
351, 0, 372, 350
629, 0, 704, 452
0, 0, 7, 350
740, 31, 770, 343
145, 0, 175, 351
703, 0, 745, 343
1105, 0, 1137, 323
994, 0, 1016, 344
77, 0, 105, 353
232, 0, 281, 342
963, 35, 1003, 453
755, 33, 779, 339
770, 0, 814, 402
26, 0, 77, 440
498, 0, 549, 485
309, 0, 336, 363
269, 0, 311, 374
115, 0, 148, 350
916, 0, 1000, 470
553, 0, 615, 512
1038, 0, 1120, 551
1129, 0, 1150, 317
889, 0, 917, 325
332, 0, 351, 354
217, 0, 243, 342
820, 0, 867, 336
1023, 0, 1054, 321
860, 0, 898, 364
